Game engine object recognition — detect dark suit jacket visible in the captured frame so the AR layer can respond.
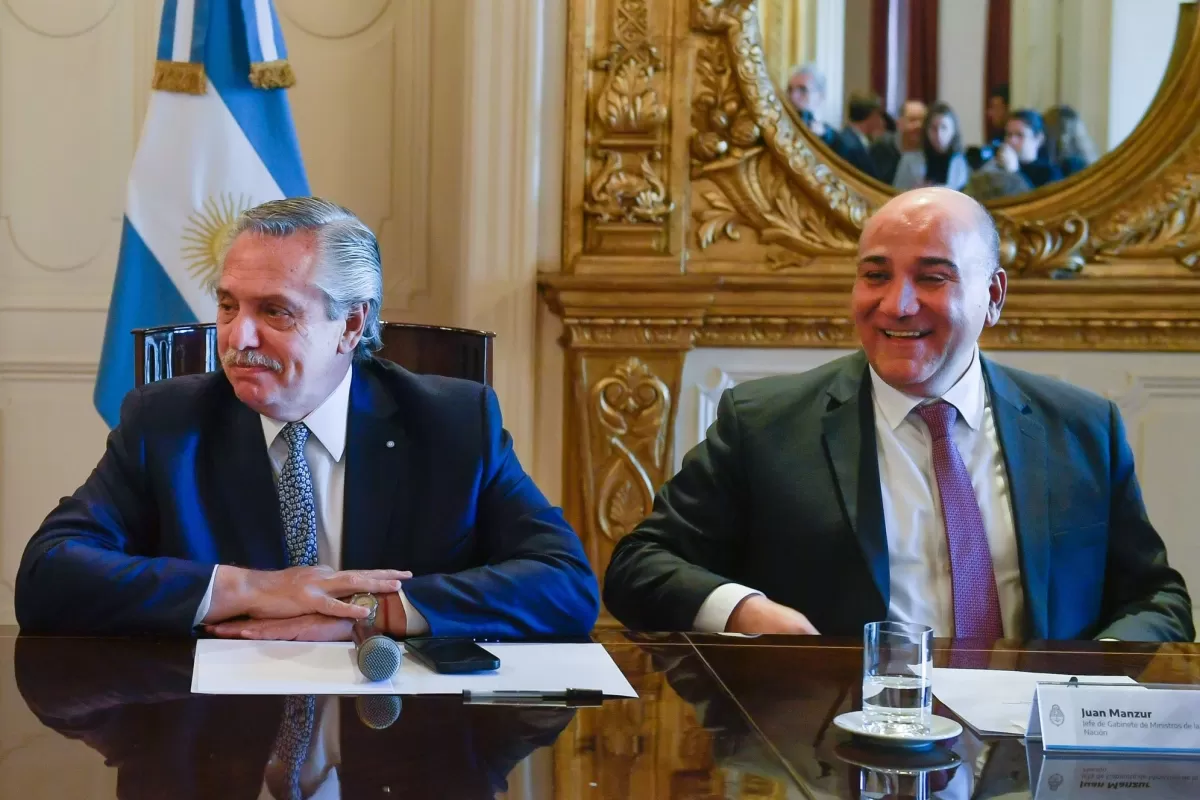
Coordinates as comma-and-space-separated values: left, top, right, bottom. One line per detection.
14, 636, 574, 800
869, 134, 903, 185
16, 358, 599, 638
604, 352, 1193, 641
835, 127, 879, 179
1020, 158, 1064, 189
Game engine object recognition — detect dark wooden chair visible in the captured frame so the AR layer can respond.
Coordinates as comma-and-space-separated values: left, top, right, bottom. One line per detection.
133, 322, 494, 386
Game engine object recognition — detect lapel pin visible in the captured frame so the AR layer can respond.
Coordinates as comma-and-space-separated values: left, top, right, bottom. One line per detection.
386, 440, 395, 448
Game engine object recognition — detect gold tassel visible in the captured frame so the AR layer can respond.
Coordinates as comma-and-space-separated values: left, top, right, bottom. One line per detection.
151, 60, 207, 95
249, 59, 296, 89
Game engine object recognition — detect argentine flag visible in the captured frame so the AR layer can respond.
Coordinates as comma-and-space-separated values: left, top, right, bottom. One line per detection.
94, 0, 309, 427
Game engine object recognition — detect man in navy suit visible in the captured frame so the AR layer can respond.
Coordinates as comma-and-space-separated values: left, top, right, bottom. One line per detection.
835, 91, 888, 181
16, 197, 599, 640
604, 188, 1193, 642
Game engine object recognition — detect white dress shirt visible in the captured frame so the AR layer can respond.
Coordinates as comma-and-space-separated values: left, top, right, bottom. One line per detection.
193, 364, 428, 634
694, 349, 1026, 638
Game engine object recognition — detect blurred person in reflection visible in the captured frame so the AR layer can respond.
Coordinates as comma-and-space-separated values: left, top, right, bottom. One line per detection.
15, 636, 574, 800
836, 91, 889, 179
786, 63, 838, 149
873, 99, 928, 185
1043, 104, 1098, 178
966, 109, 1064, 200
985, 85, 1009, 146
15, 197, 598, 640
893, 102, 970, 191
603, 187, 1192, 643
966, 85, 1012, 171
1000, 109, 1063, 187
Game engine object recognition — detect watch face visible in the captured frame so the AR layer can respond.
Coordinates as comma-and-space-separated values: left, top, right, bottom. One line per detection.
352, 594, 377, 615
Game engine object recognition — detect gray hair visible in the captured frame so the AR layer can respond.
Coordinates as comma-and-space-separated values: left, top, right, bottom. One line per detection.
227, 197, 383, 356
964, 195, 1002, 276
789, 62, 827, 95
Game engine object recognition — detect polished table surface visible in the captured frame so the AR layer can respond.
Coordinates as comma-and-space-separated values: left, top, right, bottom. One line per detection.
3, 627, 1200, 799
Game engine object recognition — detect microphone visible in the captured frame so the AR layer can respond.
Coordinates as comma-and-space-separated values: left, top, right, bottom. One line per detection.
352, 622, 402, 682
356, 694, 402, 729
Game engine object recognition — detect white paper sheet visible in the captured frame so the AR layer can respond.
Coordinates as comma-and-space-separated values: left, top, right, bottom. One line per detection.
191, 640, 639, 697
932, 668, 1138, 736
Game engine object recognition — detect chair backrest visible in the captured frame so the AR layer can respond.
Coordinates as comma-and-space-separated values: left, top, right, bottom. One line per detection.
133, 322, 494, 387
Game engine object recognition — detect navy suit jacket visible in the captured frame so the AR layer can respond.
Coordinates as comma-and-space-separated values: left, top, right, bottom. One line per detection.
836, 127, 880, 180
604, 352, 1194, 641
16, 357, 599, 637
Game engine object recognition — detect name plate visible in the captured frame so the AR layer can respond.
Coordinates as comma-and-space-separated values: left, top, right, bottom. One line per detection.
1028, 682, 1200, 754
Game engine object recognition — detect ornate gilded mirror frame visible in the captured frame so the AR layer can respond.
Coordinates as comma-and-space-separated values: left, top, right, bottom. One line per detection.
542, 0, 1200, 621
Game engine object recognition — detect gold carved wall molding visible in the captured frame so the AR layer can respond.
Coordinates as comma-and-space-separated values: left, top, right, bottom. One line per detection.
548, 0, 1200, 621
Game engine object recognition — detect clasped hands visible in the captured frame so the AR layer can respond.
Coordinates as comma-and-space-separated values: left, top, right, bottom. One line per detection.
201, 565, 409, 642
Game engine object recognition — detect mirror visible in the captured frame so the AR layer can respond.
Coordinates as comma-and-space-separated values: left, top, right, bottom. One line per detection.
759, 0, 1192, 202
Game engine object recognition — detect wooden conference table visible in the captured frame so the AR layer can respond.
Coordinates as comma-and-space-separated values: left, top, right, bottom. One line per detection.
2, 627, 1199, 798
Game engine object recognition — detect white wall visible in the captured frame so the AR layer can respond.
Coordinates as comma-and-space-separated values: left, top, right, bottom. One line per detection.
813, 0, 847, 129
937, 0, 988, 145
1108, 0, 1180, 149
0, 0, 145, 631
676, 348, 1200, 636
1010, 0, 1178, 153
1009, 0, 1061, 113
1059, 0, 1113, 152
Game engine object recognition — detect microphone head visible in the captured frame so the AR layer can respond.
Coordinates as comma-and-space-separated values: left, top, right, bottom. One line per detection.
357, 634, 402, 682
356, 694, 402, 729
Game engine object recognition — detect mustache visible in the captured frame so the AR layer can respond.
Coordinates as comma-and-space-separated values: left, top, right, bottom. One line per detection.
221, 349, 283, 372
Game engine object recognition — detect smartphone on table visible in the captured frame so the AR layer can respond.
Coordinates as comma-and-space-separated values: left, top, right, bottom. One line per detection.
404, 637, 500, 674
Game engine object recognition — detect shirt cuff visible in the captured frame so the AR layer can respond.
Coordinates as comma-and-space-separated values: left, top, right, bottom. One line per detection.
692, 583, 762, 632
192, 565, 219, 627
398, 586, 429, 636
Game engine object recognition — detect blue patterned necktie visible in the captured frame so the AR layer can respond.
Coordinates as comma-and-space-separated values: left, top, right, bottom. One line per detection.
270, 695, 316, 800
278, 422, 318, 567
269, 423, 319, 799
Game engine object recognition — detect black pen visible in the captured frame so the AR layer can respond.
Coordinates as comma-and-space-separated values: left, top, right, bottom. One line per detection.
463, 689, 604, 706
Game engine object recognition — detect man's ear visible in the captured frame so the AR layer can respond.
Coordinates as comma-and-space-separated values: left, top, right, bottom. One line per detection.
984, 268, 1008, 327
338, 302, 368, 355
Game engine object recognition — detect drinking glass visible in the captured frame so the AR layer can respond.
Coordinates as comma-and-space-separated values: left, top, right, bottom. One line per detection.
862, 621, 933, 734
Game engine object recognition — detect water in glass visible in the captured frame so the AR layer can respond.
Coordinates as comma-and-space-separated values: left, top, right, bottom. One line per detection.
861, 674, 932, 730
862, 621, 933, 734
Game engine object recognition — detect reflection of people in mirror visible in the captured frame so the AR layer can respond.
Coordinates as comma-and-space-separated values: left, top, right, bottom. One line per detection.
985, 85, 1009, 146
836, 91, 889, 180
1043, 105, 1098, 178
893, 102, 969, 191
898, 101, 928, 153
1000, 110, 1063, 188
786, 63, 838, 148
966, 109, 1064, 200
873, 99, 927, 185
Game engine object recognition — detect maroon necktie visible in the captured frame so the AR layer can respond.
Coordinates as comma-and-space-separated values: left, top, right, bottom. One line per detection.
916, 401, 1005, 640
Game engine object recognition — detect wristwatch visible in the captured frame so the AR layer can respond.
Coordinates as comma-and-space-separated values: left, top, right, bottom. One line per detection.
349, 593, 379, 626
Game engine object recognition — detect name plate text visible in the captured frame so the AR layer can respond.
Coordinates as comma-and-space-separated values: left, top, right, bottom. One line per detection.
1028, 683, 1200, 754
